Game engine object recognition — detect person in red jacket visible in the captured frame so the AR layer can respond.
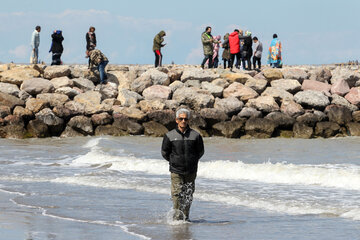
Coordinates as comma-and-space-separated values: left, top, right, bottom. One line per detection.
223, 29, 241, 70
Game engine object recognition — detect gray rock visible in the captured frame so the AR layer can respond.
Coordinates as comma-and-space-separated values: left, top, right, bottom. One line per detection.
212, 78, 229, 88
43, 65, 71, 79
94, 124, 127, 137
169, 81, 184, 92
0, 67, 40, 85
293, 122, 313, 138
27, 119, 49, 138
13, 106, 33, 120
270, 79, 302, 93
172, 87, 214, 110
143, 121, 168, 137
35, 108, 64, 135
261, 87, 294, 101
200, 108, 228, 126
130, 74, 153, 94
72, 77, 95, 91
18, 90, 31, 101
113, 107, 146, 122
0, 92, 24, 110
68, 116, 93, 135
265, 112, 295, 128
262, 68, 283, 81
315, 122, 341, 138
281, 68, 309, 83
201, 82, 224, 97
331, 67, 360, 87
37, 93, 69, 108
244, 77, 268, 94
214, 97, 244, 116
280, 99, 305, 118
245, 118, 276, 138
212, 120, 245, 138
237, 107, 262, 118
147, 110, 176, 130
331, 94, 358, 111
164, 100, 179, 110
95, 82, 118, 99
20, 78, 55, 96
324, 105, 353, 125
0, 82, 20, 96
223, 82, 259, 101
246, 96, 280, 113
181, 68, 219, 82
113, 115, 144, 135
0, 106, 10, 118
294, 90, 330, 109
142, 85, 172, 100
138, 99, 166, 112
117, 89, 143, 107
55, 87, 81, 98
91, 112, 113, 126
50, 76, 73, 89
346, 122, 360, 136
141, 69, 170, 85
296, 112, 321, 127
184, 80, 201, 88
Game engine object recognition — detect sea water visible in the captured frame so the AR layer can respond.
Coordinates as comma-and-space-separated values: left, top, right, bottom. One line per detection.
0, 136, 359, 240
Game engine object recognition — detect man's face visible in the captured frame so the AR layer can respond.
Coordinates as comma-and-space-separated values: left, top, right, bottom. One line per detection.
176, 113, 189, 129
207, 28, 212, 33
37, 28, 41, 33
253, 39, 258, 43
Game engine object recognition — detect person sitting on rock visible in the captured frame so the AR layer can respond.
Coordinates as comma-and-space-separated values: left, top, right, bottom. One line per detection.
86, 49, 109, 84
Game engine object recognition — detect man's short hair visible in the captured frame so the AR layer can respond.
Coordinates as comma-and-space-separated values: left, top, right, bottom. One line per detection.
234, 29, 239, 33
253, 36, 258, 40
176, 108, 191, 119
35, 26, 41, 31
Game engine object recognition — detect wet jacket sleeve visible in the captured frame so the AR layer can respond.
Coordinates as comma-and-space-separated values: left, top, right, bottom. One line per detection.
197, 134, 204, 159
161, 134, 171, 161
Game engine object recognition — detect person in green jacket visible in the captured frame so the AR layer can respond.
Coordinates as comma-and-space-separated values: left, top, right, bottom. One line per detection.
153, 30, 166, 67
201, 26, 220, 69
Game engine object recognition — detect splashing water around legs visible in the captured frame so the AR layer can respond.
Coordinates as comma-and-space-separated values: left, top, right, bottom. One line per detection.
170, 173, 196, 221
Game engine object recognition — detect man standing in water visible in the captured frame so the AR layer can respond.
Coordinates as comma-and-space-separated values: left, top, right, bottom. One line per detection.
161, 108, 204, 221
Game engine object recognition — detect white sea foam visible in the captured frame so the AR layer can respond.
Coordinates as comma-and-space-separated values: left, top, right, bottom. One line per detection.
71, 150, 360, 191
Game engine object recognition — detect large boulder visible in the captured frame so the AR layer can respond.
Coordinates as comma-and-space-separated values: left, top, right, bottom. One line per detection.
281, 68, 309, 83
138, 99, 165, 112
172, 87, 214, 110
265, 112, 295, 128
108, 71, 131, 89
50, 76, 73, 89
245, 118, 276, 138
184, 79, 201, 88
55, 87, 81, 98
37, 93, 69, 108
169, 81, 184, 92
143, 121, 168, 137
315, 122, 341, 138
331, 79, 350, 96
91, 112, 113, 126
261, 87, 294, 101
0, 68, 40, 85
200, 108, 228, 126
270, 79, 302, 93
212, 78, 229, 88
67, 116, 93, 135
0, 106, 10, 118
112, 114, 144, 135
293, 122, 313, 139
141, 69, 170, 85
43, 65, 71, 79
25, 98, 49, 113
189, 112, 207, 129
296, 112, 323, 127
72, 77, 95, 91
181, 68, 219, 82
246, 96, 280, 112
13, 106, 33, 120
94, 124, 127, 137
301, 80, 331, 94
244, 77, 268, 94
74, 91, 108, 115
212, 120, 245, 138
221, 73, 253, 84
26, 119, 50, 138
309, 67, 332, 83
214, 97, 244, 116
0, 92, 24, 110
147, 110, 176, 130
0, 115, 25, 139
201, 82, 224, 97
353, 111, 360, 122
61, 101, 86, 116
237, 107, 262, 118
20, 78, 55, 96
324, 105, 353, 125
331, 94, 358, 112
117, 89, 143, 107
130, 74, 153, 94
331, 67, 360, 87
280, 99, 304, 118
294, 90, 330, 109
223, 82, 258, 101
346, 122, 360, 136
167, 68, 183, 82
113, 107, 146, 122
0, 82, 20, 96
262, 68, 283, 81
35, 108, 64, 135
142, 85, 172, 100
95, 83, 118, 99
344, 87, 360, 106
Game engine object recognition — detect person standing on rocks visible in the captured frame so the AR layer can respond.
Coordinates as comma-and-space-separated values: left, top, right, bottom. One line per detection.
252, 36, 263, 70
86, 26, 97, 51
212, 35, 221, 68
268, 33, 282, 68
49, 30, 64, 65
153, 30, 166, 67
201, 26, 220, 69
226, 29, 241, 70
239, 31, 253, 70
87, 49, 109, 84
222, 33, 231, 69
161, 108, 204, 221
30, 26, 41, 64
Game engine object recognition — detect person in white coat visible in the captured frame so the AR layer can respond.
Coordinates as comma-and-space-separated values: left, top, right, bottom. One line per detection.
30, 26, 41, 64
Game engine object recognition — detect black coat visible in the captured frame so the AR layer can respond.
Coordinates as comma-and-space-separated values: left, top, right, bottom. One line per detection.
161, 127, 204, 175
86, 32, 97, 51
50, 32, 64, 53
240, 35, 253, 58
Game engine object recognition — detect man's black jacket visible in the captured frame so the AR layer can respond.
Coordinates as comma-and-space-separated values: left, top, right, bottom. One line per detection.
161, 127, 204, 175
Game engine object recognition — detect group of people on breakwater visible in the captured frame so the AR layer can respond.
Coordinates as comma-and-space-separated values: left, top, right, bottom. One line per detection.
30, 25, 282, 83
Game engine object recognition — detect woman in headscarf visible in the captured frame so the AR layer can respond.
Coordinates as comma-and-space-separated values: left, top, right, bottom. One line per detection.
49, 30, 64, 65
222, 33, 230, 69
268, 33, 282, 68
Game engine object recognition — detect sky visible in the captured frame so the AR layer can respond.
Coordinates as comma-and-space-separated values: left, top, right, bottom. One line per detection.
0, 0, 359, 65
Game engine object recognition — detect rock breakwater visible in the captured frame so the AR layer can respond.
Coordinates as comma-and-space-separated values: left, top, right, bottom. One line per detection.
0, 63, 360, 139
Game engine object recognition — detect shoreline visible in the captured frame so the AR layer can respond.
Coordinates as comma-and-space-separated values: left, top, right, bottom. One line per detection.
0, 63, 360, 139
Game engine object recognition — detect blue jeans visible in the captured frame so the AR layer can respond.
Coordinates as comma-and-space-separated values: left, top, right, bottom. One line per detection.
98, 61, 108, 83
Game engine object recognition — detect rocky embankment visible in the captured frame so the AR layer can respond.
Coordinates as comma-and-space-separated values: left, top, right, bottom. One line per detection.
0, 63, 360, 139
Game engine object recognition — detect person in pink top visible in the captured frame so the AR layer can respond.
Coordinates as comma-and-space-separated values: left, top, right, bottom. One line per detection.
212, 35, 221, 68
